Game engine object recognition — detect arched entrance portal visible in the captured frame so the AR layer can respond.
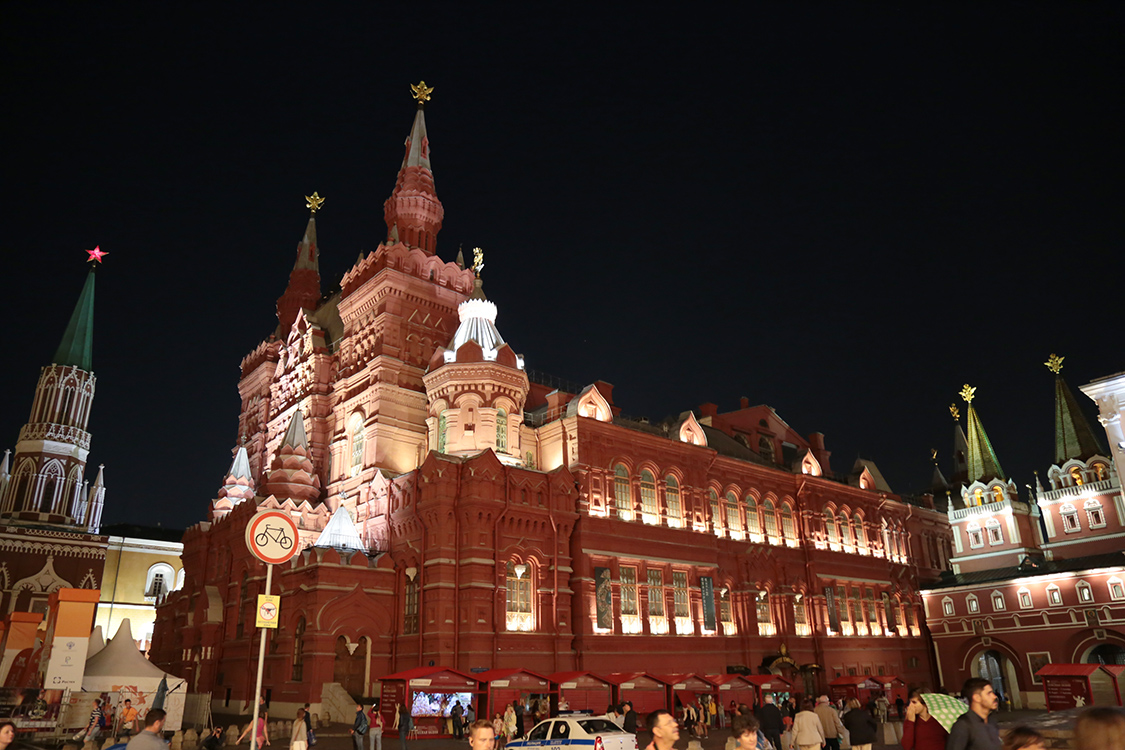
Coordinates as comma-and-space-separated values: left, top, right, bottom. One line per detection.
974, 649, 1021, 709
1086, 644, 1125, 665
334, 636, 367, 697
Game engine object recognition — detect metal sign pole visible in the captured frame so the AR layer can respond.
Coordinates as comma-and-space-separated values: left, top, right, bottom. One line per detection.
249, 563, 273, 750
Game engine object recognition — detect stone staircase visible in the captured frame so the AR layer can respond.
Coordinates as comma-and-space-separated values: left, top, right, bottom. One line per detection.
320, 681, 359, 727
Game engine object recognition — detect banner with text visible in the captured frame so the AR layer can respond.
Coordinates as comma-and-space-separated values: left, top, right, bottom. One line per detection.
824, 586, 840, 633
701, 576, 717, 632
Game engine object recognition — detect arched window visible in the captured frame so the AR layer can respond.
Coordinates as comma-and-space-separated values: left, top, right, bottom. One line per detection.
614, 465, 633, 521
1093, 463, 1109, 482
967, 522, 984, 549
853, 513, 865, 550
709, 490, 723, 537
1017, 587, 1033, 609
745, 495, 760, 536
639, 470, 658, 523
496, 409, 508, 453
1077, 580, 1093, 603
991, 485, 1005, 503
145, 563, 176, 598
973, 488, 984, 506
506, 561, 534, 631
825, 509, 839, 545
942, 597, 954, 616
966, 594, 979, 613
665, 476, 682, 527
1046, 584, 1062, 606
727, 492, 743, 538
758, 436, 776, 463
1085, 499, 1106, 529
781, 503, 796, 541
437, 412, 448, 453
403, 574, 419, 634
839, 513, 853, 549
986, 518, 1003, 545
349, 413, 365, 474
1110, 577, 1125, 600
762, 499, 778, 541
292, 616, 306, 681
1070, 466, 1084, 486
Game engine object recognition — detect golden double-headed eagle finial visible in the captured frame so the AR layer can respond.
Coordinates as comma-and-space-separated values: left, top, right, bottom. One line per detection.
472, 247, 485, 277
411, 81, 434, 105
1045, 353, 1064, 374
949, 404, 960, 421
305, 192, 325, 214
931, 448, 939, 463
959, 384, 977, 404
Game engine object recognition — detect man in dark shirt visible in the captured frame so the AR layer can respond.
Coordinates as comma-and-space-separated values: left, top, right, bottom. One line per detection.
512, 700, 524, 739
622, 702, 637, 734
947, 678, 1001, 750
753, 695, 783, 750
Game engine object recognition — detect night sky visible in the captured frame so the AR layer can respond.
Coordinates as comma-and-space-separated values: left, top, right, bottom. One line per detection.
2, 5, 1121, 532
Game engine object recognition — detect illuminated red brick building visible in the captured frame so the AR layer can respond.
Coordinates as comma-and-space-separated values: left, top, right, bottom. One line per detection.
151, 88, 951, 717
922, 362, 1125, 710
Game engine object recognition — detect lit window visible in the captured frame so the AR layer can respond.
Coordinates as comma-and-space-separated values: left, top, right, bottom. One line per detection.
1018, 588, 1033, 609
350, 413, 365, 474
727, 493, 743, 538
506, 561, 534, 631
882, 593, 897, 630
1061, 504, 1081, 533
1093, 463, 1108, 481
1085, 499, 1105, 529
763, 499, 779, 541
149, 573, 166, 599
967, 523, 984, 549
992, 485, 1005, 504
495, 409, 508, 453
781, 503, 797, 541
1109, 578, 1124, 600
647, 569, 665, 617
746, 495, 761, 536
639, 470, 658, 524
853, 513, 865, 550
719, 591, 732, 624
614, 465, 634, 521
437, 412, 448, 453
1047, 586, 1062, 606
826, 510, 839, 545
621, 567, 638, 615
974, 488, 984, 506
665, 476, 682, 527
672, 571, 689, 617
709, 490, 723, 537
942, 598, 954, 616
867, 589, 879, 624
1070, 466, 1084, 486
1078, 582, 1093, 603
986, 520, 1003, 545
967, 595, 979, 613
992, 592, 1005, 611
403, 577, 419, 634
757, 594, 772, 623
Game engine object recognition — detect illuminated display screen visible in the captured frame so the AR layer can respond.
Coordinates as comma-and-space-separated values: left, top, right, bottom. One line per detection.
410, 691, 473, 717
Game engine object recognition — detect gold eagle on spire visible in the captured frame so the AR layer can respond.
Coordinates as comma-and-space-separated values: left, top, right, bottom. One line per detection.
1045, 353, 1064, 374
959, 384, 977, 404
411, 81, 434, 104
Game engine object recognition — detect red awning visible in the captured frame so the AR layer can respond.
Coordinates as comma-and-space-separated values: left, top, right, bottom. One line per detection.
1035, 664, 1102, 677
675, 690, 697, 706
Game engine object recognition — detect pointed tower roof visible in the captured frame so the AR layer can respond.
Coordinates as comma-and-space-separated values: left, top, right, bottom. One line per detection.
294, 215, 319, 272
277, 195, 324, 334
281, 410, 309, 451
401, 105, 432, 171
53, 269, 96, 371
228, 445, 252, 480
383, 82, 444, 254
91, 464, 105, 489
258, 411, 321, 504
960, 384, 1006, 482
314, 505, 367, 553
1046, 354, 1106, 463
930, 449, 949, 490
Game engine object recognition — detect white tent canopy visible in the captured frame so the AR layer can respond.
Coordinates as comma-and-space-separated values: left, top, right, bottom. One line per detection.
83, 618, 187, 730
86, 625, 106, 659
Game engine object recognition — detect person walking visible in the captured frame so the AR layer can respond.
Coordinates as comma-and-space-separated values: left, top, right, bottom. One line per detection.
302, 704, 314, 747
841, 699, 877, 750
790, 699, 825, 750
873, 694, 889, 724
813, 696, 843, 750
622, 702, 638, 734
451, 702, 464, 740
894, 696, 905, 720
237, 710, 269, 750
126, 709, 167, 750
398, 704, 413, 750
465, 705, 476, 738
119, 699, 140, 737
80, 698, 104, 743
349, 704, 369, 750
492, 714, 506, 750
291, 710, 308, 750
368, 704, 384, 750
643, 710, 679, 750
753, 694, 784, 750
901, 690, 947, 750
947, 678, 1001, 750
512, 700, 524, 739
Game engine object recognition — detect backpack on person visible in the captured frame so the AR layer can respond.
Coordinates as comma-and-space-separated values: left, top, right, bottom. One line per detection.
357, 712, 370, 735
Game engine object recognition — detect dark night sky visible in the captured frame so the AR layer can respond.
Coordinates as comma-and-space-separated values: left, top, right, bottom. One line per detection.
2, 4, 1121, 531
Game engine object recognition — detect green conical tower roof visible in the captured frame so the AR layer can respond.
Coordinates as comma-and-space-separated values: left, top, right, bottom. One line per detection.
1047, 354, 1106, 463
959, 385, 1006, 483
53, 269, 95, 371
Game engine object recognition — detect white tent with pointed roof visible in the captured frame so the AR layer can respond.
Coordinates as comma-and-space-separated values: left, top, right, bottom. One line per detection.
86, 625, 106, 659
83, 618, 187, 729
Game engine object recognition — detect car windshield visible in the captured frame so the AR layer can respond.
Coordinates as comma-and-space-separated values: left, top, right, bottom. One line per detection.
578, 719, 626, 734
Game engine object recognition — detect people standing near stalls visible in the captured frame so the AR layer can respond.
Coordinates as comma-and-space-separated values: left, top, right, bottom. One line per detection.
451, 702, 464, 741
682, 702, 700, 738
622, 702, 638, 734
694, 700, 709, 738
368, 703, 384, 750
349, 704, 368, 750
901, 690, 947, 750
873, 694, 889, 724
512, 700, 524, 739
465, 705, 476, 739
790, 699, 826, 750
503, 704, 517, 739
894, 696, 905, 719
753, 695, 783, 750
841, 700, 877, 750
398, 704, 413, 750
492, 714, 506, 750
813, 696, 844, 750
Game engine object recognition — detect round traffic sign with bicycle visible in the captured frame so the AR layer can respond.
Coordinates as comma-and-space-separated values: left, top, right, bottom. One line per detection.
245, 509, 301, 564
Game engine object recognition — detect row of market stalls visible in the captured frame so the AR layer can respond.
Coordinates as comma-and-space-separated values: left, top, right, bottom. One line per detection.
377, 667, 794, 738
826, 674, 908, 707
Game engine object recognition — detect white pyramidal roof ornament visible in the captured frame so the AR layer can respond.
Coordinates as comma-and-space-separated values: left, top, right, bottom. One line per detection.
315, 505, 367, 553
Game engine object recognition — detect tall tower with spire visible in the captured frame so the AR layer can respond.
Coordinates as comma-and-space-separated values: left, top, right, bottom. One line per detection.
383, 81, 444, 254
276, 193, 325, 335
1, 260, 105, 530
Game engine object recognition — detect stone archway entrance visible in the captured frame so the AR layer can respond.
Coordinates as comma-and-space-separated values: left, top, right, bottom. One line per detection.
973, 649, 1022, 709
333, 636, 366, 698
1086, 644, 1125, 665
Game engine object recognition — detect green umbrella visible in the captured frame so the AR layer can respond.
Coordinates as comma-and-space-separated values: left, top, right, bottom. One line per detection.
921, 693, 968, 733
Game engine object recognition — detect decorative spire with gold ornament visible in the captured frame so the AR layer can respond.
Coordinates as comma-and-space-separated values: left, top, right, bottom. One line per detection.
960, 383, 1006, 483
306, 192, 325, 214
384, 82, 443, 254
277, 193, 323, 333
1046, 353, 1105, 463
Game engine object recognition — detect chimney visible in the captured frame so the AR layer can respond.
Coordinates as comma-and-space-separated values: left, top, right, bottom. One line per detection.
700, 402, 718, 418
740, 397, 749, 410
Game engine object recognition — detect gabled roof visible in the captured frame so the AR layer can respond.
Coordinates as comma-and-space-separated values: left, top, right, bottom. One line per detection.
604, 672, 670, 686
475, 667, 551, 683
549, 671, 611, 685
382, 665, 475, 682
1035, 664, 1101, 677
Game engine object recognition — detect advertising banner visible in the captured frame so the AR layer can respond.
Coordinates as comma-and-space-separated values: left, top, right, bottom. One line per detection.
701, 576, 717, 632
825, 587, 840, 633
594, 567, 613, 630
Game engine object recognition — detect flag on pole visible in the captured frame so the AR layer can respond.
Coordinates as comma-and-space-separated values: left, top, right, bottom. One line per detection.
921, 693, 968, 733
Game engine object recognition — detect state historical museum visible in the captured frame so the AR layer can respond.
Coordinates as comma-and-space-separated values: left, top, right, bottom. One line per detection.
151, 87, 951, 715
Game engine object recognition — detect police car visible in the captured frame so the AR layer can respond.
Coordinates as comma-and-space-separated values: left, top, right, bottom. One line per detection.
507, 716, 637, 750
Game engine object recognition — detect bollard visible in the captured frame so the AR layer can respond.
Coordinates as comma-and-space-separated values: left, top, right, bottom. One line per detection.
225, 725, 240, 746
170, 730, 183, 750
724, 737, 736, 750
687, 742, 703, 750
184, 729, 199, 747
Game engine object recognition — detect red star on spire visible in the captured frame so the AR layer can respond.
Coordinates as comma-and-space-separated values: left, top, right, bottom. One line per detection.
86, 245, 107, 263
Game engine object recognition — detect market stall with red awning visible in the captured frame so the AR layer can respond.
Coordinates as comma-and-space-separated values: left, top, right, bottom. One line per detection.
658, 673, 718, 720
871, 675, 907, 708
549, 671, 613, 714
721, 674, 792, 711
606, 673, 670, 723
828, 675, 887, 706
379, 666, 480, 738
475, 668, 553, 723
1036, 664, 1119, 711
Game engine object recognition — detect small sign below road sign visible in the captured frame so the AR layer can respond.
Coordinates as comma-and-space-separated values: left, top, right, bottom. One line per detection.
256, 595, 280, 628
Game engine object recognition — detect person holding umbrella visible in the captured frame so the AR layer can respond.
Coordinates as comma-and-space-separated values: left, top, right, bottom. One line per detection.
902, 689, 949, 750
